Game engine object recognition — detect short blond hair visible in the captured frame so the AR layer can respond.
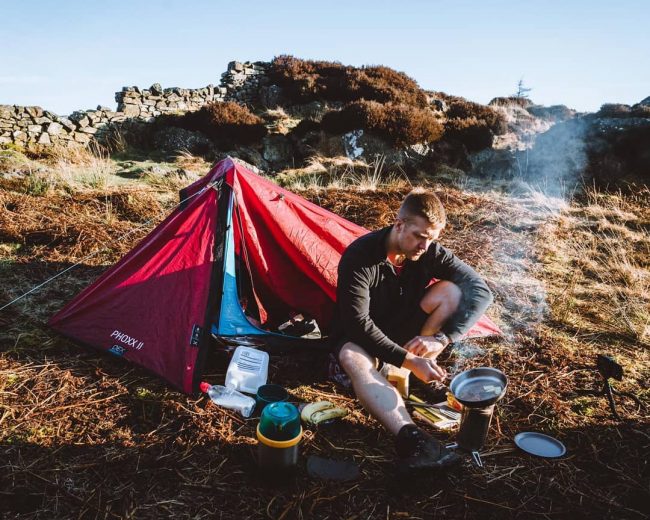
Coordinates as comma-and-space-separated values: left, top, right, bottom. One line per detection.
398, 188, 446, 226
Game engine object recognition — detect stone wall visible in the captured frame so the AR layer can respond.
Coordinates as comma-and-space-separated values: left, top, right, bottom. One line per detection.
0, 60, 271, 149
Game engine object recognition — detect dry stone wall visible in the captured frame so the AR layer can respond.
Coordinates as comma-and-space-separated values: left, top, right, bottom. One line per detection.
0, 61, 270, 149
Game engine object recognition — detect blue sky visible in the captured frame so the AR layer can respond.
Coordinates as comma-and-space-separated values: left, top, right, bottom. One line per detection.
1, 0, 648, 115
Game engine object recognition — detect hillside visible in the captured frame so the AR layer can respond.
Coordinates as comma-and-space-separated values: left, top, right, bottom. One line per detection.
1, 58, 649, 519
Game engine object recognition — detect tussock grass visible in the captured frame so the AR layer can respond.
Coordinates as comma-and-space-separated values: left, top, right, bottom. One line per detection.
276, 155, 410, 191
172, 149, 212, 172
543, 185, 650, 345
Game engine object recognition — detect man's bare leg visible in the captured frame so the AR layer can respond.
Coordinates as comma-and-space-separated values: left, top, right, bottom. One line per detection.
419, 281, 461, 336
337, 341, 412, 435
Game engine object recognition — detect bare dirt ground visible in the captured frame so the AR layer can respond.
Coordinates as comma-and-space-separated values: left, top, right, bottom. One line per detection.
1, 154, 648, 519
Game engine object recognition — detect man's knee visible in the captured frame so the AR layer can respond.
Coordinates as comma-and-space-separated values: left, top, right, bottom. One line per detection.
421, 281, 461, 314
338, 341, 376, 376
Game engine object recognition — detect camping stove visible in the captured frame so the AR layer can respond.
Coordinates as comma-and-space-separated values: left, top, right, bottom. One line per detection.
446, 367, 508, 468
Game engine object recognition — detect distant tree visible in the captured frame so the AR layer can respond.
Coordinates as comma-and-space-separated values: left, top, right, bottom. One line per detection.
514, 78, 532, 99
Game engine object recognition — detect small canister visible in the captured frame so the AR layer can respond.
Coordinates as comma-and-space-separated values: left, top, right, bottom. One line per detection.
256, 402, 302, 473
255, 384, 289, 415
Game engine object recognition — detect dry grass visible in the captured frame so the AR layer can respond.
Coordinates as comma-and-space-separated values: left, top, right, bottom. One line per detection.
275, 155, 410, 192
0, 162, 648, 519
542, 185, 650, 346
1, 144, 119, 195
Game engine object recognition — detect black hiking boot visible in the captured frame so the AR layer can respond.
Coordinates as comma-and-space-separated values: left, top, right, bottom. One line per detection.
395, 425, 460, 474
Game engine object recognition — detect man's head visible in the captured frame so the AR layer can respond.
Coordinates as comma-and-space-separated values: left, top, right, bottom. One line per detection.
393, 188, 446, 261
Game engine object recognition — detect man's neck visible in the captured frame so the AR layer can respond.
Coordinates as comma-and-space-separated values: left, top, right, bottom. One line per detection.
385, 227, 404, 266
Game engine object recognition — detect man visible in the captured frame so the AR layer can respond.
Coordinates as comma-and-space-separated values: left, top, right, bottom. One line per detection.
334, 188, 493, 472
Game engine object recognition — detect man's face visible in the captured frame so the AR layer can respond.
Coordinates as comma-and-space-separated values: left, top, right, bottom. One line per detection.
395, 215, 444, 261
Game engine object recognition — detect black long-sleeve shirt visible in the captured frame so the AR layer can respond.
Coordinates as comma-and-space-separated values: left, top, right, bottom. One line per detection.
334, 226, 493, 367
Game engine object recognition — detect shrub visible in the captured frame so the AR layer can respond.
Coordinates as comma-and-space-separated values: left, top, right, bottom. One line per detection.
596, 103, 650, 119
445, 98, 507, 135
269, 56, 427, 107
526, 104, 575, 122
597, 103, 632, 118
321, 100, 444, 147
444, 117, 495, 152
631, 104, 650, 118
290, 119, 321, 138
160, 102, 267, 145
489, 96, 532, 109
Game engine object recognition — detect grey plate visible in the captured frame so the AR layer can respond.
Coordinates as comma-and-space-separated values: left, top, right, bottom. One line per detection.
514, 432, 566, 458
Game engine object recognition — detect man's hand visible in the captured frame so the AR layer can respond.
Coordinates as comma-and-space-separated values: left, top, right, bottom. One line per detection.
403, 335, 446, 360
402, 353, 448, 383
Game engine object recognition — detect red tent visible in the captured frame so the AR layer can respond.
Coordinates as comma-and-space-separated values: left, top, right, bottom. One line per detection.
49, 158, 499, 394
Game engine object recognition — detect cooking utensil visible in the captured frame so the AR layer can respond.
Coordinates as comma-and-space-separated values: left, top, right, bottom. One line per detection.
449, 367, 508, 408
514, 432, 566, 458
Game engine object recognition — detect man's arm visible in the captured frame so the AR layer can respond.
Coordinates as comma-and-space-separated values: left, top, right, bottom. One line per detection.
337, 255, 408, 367
428, 243, 494, 342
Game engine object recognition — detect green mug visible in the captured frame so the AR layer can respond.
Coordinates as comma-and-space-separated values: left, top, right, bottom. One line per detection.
255, 384, 289, 415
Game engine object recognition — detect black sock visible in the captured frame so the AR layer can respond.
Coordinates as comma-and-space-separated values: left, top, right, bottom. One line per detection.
395, 424, 420, 457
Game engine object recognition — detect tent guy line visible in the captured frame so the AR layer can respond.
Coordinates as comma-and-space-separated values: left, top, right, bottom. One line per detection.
0, 180, 219, 313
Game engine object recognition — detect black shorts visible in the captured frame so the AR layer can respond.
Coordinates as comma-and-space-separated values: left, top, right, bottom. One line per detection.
333, 301, 429, 361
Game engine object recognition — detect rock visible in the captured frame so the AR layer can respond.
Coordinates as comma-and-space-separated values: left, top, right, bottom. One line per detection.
638, 96, 650, 107
59, 118, 76, 132
0, 136, 11, 145
46, 122, 63, 135
150, 83, 163, 95
343, 130, 364, 159
152, 126, 213, 154
79, 126, 98, 134
122, 105, 140, 117
69, 112, 90, 127
288, 101, 328, 121
27, 124, 42, 134
38, 133, 51, 145
259, 85, 283, 108
74, 132, 91, 143
86, 111, 100, 122
97, 105, 112, 112
228, 61, 244, 72
230, 152, 265, 173
0, 105, 13, 119
173, 168, 200, 182
25, 106, 44, 118
430, 99, 447, 112
262, 135, 292, 165
146, 164, 167, 177
34, 117, 52, 125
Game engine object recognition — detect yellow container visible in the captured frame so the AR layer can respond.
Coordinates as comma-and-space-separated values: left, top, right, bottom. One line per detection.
380, 363, 410, 398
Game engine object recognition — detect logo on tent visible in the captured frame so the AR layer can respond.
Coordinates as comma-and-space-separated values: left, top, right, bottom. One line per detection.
108, 344, 127, 356
110, 330, 144, 350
